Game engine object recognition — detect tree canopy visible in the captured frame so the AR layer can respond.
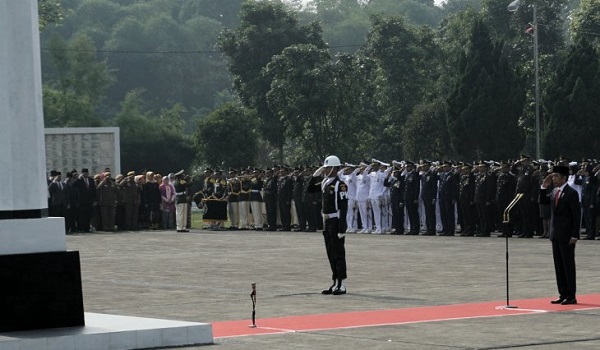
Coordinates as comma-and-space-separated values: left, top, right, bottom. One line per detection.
38, 0, 600, 168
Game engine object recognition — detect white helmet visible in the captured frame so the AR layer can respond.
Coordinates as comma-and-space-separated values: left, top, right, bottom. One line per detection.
323, 155, 342, 167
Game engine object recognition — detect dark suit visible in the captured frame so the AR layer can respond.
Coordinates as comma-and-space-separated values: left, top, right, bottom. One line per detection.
540, 184, 581, 300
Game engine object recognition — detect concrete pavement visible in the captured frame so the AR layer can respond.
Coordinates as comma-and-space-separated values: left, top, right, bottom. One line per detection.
66, 229, 600, 349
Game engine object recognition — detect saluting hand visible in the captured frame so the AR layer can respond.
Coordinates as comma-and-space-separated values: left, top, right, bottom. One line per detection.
542, 174, 553, 188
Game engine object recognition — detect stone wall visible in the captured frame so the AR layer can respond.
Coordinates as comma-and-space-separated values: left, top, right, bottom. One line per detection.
45, 127, 121, 176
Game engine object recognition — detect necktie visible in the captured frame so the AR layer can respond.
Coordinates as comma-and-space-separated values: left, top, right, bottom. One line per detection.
555, 189, 561, 207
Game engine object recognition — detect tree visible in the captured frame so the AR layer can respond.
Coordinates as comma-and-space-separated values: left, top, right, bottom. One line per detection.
362, 16, 440, 159
194, 103, 259, 168
38, 0, 64, 30
570, 0, 600, 47
542, 38, 600, 159
219, 0, 326, 162
115, 90, 196, 174
402, 99, 450, 161
365, 0, 443, 27
42, 34, 114, 127
446, 19, 525, 160
265, 45, 374, 162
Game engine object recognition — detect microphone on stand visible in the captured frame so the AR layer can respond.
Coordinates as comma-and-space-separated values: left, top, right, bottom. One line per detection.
249, 282, 257, 328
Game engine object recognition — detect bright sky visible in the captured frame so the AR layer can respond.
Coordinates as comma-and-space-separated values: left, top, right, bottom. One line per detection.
293, 0, 447, 7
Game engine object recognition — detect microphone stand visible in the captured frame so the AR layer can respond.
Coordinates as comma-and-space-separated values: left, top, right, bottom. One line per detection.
501, 193, 523, 309
249, 282, 257, 328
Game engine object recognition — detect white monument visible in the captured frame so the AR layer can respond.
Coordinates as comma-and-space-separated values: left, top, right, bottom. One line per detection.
0, 1, 212, 347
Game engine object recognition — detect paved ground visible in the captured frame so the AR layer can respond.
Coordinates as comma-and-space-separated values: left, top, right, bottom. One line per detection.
67, 229, 600, 349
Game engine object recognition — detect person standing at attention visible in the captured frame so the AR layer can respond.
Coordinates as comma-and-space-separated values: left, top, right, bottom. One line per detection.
309, 155, 349, 295
540, 165, 581, 305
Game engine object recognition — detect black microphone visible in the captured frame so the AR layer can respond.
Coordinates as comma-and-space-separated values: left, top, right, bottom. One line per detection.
249, 282, 257, 327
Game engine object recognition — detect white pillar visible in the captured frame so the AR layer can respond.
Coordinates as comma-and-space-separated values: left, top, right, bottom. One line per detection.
0, 0, 66, 254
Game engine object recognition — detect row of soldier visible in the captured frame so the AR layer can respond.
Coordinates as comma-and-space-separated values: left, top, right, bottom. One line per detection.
194, 154, 600, 238
46, 154, 600, 238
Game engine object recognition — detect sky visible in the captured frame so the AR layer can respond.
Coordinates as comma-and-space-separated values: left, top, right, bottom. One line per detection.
292, 0, 447, 7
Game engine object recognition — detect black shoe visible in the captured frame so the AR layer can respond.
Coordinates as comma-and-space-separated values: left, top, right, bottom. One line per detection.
550, 297, 565, 304
561, 298, 577, 305
332, 285, 346, 295
321, 283, 336, 295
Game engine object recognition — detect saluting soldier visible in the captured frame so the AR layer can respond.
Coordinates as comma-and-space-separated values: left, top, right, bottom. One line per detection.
303, 167, 319, 232
227, 168, 241, 230
74, 168, 97, 233
404, 161, 420, 235
419, 160, 437, 235
341, 164, 360, 233
458, 163, 476, 236
581, 161, 598, 239
307, 155, 349, 295
385, 161, 405, 235
474, 161, 495, 237
263, 168, 278, 231
238, 168, 252, 230
514, 154, 534, 238
277, 167, 294, 231
97, 172, 117, 231
292, 167, 306, 231
249, 168, 264, 230
496, 161, 517, 237
48, 171, 69, 231
438, 161, 459, 236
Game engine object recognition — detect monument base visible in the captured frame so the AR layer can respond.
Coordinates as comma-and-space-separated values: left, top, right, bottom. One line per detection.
0, 251, 85, 332
0, 313, 214, 350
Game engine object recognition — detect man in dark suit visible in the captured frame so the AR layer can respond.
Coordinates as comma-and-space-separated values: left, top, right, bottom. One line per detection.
74, 168, 97, 233
540, 165, 581, 305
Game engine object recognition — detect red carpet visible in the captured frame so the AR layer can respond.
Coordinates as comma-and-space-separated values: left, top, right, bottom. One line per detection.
212, 294, 600, 338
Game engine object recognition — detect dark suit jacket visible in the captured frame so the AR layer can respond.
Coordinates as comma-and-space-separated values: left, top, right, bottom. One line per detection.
539, 184, 581, 243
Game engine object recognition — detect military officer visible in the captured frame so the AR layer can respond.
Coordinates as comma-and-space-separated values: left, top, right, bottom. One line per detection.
438, 161, 459, 236
419, 160, 437, 235
308, 155, 349, 295
277, 167, 294, 231
404, 161, 420, 235
496, 161, 517, 237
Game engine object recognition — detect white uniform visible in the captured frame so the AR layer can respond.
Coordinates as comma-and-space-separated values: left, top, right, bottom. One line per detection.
341, 168, 360, 233
356, 165, 372, 233
368, 167, 392, 234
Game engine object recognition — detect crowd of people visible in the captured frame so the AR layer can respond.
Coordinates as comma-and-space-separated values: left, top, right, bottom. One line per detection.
46, 154, 600, 239
47, 167, 191, 233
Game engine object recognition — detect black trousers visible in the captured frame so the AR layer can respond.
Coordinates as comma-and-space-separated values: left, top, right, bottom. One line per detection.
406, 200, 420, 233
265, 197, 277, 230
439, 198, 455, 234
476, 203, 491, 236
585, 205, 597, 238
323, 218, 346, 281
278, 198, 291, 230
294, 196, 305, 230
77, 203, 93, 232
391, 201, 404, 234
423, 200, 436, 233
518, 198, 533, 236
459, 199, 475, 235
552, 240, 576, 299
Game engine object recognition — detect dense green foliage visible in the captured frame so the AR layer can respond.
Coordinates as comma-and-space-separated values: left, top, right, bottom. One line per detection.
38, 0, 600, 169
